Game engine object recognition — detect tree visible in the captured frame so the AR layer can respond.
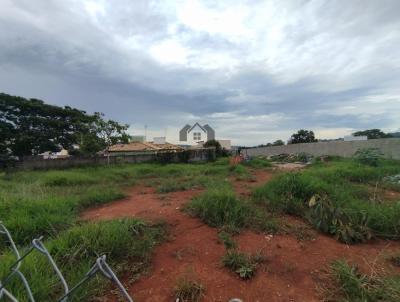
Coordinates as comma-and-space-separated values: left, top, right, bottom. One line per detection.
203, 139, 228, 157
0, 93, 131, 161
271, 139, 284, 146
290, 129, 317, 144
353, 129, 393, 139
80, 112, 131, 155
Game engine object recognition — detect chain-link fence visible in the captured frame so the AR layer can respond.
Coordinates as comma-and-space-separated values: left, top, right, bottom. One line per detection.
0, 222, 133, 302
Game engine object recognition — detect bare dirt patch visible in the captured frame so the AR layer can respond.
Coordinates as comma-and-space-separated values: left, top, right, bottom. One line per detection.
81, 169, 400, 302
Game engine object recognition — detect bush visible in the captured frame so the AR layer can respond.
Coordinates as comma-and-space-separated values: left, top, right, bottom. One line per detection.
307, 195, 372, 244
353, 148, 383, 167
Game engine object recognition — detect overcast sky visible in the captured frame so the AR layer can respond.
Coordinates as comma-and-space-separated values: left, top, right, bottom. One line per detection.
1, 0, 399, 145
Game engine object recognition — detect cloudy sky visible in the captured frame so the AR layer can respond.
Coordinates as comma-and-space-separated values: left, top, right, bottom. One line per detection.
1, 0, 399, 145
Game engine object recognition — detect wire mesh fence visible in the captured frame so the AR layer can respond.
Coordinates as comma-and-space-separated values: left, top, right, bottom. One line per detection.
0, 222, 133, 302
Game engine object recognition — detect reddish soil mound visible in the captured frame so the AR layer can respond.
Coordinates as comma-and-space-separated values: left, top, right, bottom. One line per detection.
81, 169, 400, 302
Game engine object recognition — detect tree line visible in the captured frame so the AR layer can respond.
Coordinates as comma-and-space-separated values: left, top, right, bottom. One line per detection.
0, 93, 130, 166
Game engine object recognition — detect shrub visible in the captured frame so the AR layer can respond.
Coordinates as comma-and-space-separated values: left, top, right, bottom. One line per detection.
353, 148, 383, 167
307, 195, 372, 244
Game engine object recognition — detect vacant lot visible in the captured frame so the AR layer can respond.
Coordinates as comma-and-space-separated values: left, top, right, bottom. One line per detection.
1, 156, 400, 301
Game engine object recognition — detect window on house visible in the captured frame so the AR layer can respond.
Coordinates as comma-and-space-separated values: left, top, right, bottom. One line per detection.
193, 132, 201, 140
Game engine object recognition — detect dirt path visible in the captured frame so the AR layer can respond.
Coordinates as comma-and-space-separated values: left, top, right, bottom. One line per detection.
81, 169, 400, 302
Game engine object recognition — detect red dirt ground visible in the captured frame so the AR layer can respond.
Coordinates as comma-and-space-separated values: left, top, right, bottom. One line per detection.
81, 169, 400, 302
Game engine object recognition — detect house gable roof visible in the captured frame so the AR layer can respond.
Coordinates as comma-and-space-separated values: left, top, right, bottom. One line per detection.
188, 122, 206, 133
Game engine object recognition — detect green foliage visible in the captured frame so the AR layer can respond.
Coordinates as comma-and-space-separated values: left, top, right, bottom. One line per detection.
290, 129, 317, 144
0, 92, 130, 161
330, 260, 400, 302
253, 158, 400, 241
0, 162, 235, 247
0, 219, 166, 301
353, 129, 393, 139
174, 276, 205, 302
218, 231, 237, 249
186, 189, 252, 230
307, 195, 372, 244
203, 139, 228, 157
353, 148, 383, 167
229, 164, 252, 180
222, 250, 262, 280
271, 139, 285, 146
242, 157, 272, 169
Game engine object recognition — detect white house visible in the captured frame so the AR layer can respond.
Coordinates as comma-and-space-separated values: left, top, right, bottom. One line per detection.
179, 123, 215, 145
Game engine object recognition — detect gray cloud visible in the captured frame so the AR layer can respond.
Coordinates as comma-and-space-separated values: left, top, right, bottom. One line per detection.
0, 0, 399, 145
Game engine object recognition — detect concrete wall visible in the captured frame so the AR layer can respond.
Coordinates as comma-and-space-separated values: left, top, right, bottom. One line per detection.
243, 138, 400, 159
15, 148, 215, 170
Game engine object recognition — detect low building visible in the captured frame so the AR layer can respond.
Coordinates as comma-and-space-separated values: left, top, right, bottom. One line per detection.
40, 149, 70, 159
217, 139, 231, 150
344, 135, 368, 141
108, 141, 182, 155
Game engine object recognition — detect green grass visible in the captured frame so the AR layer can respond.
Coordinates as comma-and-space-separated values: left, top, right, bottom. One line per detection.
0, 161, 233, 248
221, 249, 264, 280
329, 260, 400, 302
186, 185, 279, 234
253, 158, 400, 241
0, 219, 166, 301
0, 160, 236, 300
186, 188, 252, 230
242, 157, 272, 169
218, 231, 237, 250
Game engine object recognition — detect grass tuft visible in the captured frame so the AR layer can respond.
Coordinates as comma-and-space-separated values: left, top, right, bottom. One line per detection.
328, 260, 400, 302
174, 276, 205, 302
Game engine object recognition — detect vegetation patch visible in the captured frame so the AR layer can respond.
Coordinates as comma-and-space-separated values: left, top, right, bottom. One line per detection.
222, 249, 264, 280
0, 219, 166, 301
242, 157, 272, 169
218, 231, 237, 250
324, 260, 400, 302
253, 158, 400, 242
186, 189, 252, 230
174, 275, 205, 302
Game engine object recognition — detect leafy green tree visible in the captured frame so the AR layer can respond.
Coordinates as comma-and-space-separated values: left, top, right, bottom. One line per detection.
80, 112, 131, 155
353, 129, 392, 139
290, 129, 317, 144
0, 93, 131, 161
203, 139, 228, 157
272, 139, 284, 146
